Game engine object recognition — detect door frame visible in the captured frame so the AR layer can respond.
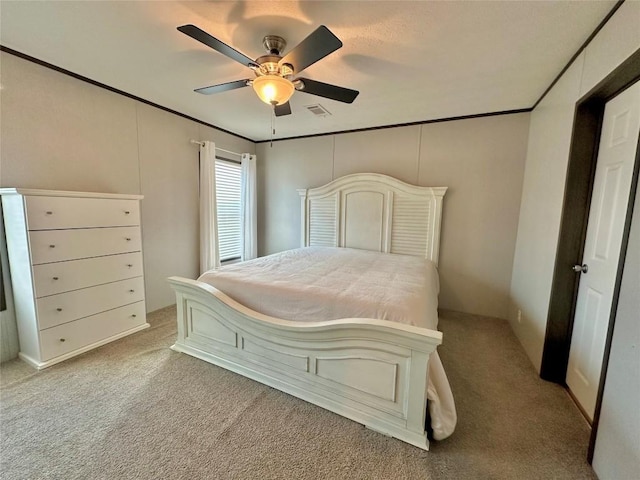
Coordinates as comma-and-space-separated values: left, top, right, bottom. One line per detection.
539, 48, 640, 461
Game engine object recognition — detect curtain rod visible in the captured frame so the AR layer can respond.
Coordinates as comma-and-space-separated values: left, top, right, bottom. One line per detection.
190, 139, 242, 157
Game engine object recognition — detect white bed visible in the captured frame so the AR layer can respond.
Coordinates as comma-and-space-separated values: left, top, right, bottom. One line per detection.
169, 173, 454, 450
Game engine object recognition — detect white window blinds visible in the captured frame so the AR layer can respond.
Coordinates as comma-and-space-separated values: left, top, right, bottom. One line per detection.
215, 159, 242, 262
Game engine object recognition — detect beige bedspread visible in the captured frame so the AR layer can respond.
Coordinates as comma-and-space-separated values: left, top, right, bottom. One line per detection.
198, 246, 456, 440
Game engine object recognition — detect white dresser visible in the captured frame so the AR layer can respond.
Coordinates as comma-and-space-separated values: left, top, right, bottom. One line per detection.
0, 189, 149, 369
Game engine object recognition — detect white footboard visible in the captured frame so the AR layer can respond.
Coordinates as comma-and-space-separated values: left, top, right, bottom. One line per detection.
168, 276, 442, 450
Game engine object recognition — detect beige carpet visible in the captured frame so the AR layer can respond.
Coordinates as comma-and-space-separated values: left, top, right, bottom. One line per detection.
0, 307, 596, 480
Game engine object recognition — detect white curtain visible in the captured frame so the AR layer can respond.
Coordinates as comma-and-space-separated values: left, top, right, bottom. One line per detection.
240, 153, 257, 261
199, 141, 220, 274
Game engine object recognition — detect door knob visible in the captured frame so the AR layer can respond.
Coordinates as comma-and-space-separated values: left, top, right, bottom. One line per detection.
572, 264, 588, 273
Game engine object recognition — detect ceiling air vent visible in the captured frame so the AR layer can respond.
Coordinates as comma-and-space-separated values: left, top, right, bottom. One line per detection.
305, 104, 332, 117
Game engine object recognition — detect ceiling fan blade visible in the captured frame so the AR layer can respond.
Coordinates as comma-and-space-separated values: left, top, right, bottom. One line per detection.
274, 102, 292, 117
178, 25, 257, 68
297, 78, 359, 104
279, 25, 342, 74
194, 79, 251, 95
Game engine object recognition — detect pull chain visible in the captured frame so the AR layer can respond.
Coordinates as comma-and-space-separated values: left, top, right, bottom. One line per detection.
270, 102, 276, 148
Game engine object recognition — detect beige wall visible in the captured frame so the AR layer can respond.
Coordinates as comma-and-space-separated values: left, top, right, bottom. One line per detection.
136, 105, 200, 313
258, 113, 530, 319
0, 52, 255, 320
257, 136, 334, 256
509, 1, 640, 372
418, 116, 529, 317
508, 56, 585, 369
0, 54, 141, 193
333, 127, 422, 184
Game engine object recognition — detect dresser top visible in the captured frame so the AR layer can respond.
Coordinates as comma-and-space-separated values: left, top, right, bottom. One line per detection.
0, 188, 143, 200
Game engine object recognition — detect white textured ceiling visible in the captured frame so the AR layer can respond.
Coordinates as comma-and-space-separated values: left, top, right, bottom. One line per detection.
0, 1, 616, 141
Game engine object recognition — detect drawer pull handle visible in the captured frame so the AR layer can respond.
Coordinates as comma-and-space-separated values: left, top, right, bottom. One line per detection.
56, 308, 62, 312
131, 314, 137, 318
129, 289, 135, 293
46, 211, 53, 215
59, 338, 66, 343
52, 276, 59, 281
49, 244, 56, 248
124, 211, 131, 215
125, 238, 132, 241
127, 264, 133, 268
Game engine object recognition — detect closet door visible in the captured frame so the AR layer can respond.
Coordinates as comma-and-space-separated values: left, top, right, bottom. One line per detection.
566, 81, 640, 419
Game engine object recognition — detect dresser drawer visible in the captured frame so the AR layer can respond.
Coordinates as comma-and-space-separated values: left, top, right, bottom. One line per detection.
25, 196, 140, 230
29, 226, 141, 265
39, 301, 146, 361
36, 277, 145, 330
32, 252, 144, 298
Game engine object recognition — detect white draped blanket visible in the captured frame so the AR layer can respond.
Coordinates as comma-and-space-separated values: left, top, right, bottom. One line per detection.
198, 246, 457, 440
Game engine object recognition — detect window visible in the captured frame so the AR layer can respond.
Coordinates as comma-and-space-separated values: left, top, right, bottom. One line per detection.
215, 159, 242, 262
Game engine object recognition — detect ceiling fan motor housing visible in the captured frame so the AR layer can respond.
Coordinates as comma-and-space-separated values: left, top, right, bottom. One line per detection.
255, 36, 294, 79
263, 35, 286, 55
255, 54, 293, 78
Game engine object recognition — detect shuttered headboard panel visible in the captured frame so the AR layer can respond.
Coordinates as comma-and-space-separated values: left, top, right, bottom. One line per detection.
298, 173, 447, 265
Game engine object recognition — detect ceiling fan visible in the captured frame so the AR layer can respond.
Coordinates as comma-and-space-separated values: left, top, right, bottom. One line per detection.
177, 24, 359, 117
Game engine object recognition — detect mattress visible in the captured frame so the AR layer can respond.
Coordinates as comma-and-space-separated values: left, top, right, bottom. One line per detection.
198, 246, 456, 440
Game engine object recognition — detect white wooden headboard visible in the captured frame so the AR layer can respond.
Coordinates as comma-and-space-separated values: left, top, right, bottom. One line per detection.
297, 173, 447, 265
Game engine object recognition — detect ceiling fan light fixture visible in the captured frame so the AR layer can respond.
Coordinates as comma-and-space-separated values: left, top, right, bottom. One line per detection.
252, 75, 295, 106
